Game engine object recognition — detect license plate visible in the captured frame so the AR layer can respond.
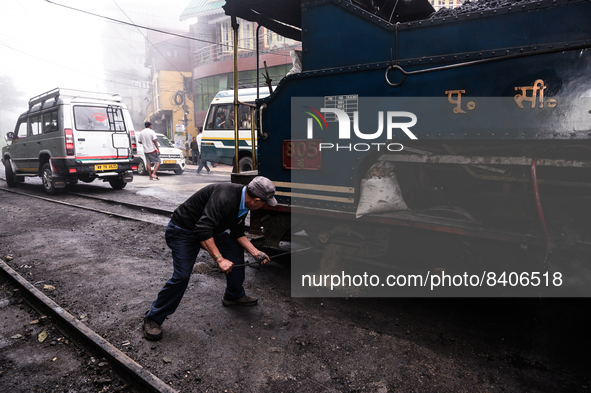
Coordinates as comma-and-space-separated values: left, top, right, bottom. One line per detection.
282, 140, 321, 170
95, 164, 118, 171
163, 160, 176, 164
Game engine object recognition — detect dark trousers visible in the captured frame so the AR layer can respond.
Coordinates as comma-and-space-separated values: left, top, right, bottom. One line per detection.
145, 220, 246, 325
191, 150, 198, 165
197, 153, 210, 173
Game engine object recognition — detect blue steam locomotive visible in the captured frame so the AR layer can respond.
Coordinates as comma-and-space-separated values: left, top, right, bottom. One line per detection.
226, 0, 591, 266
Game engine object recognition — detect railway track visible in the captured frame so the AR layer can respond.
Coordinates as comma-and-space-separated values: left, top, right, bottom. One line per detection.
0, 184, 181, 391
0, 185, 174, 227
0, 183, 182, 392
0, 259, 178, 393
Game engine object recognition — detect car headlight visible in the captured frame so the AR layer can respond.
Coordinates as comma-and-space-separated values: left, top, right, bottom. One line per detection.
180, 151, 185, 159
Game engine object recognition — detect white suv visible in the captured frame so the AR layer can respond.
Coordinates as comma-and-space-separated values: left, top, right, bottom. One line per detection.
2, 88, 139, 194
136, 133, 185, 175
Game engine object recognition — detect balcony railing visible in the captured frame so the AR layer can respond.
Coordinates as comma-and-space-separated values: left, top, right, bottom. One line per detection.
194, 31, 301, 69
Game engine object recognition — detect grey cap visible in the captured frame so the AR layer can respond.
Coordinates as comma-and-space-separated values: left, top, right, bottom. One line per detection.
247, 176, 277, 206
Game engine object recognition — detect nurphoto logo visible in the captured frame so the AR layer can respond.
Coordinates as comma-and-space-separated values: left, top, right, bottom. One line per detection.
303, 107, 418, 152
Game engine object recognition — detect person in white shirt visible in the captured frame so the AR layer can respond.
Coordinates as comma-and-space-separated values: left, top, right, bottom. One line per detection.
138, 122, 161, 180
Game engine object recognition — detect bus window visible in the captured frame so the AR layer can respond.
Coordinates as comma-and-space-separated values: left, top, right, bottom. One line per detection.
205, 105, 230, 129
206, 103, 254, 130
212, 105, 233, 129
238, 104, 252, 129
205, 106, 217, 130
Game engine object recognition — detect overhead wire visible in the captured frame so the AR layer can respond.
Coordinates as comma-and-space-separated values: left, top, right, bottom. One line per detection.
44, 0, 298, 59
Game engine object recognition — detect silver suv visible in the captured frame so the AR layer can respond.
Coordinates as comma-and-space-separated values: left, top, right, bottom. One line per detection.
2, 88, 140, 194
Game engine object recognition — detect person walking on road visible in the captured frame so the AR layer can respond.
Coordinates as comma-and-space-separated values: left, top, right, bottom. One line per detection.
142, 176, 278, 341
190, 136, 199, 165
196, 128, 211, 175
138, 122, 161, 180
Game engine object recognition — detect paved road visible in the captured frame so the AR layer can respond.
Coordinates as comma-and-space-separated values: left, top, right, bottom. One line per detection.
0, 161, 234, 207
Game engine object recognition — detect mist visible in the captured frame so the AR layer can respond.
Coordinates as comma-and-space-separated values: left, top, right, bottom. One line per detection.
0, 0, 192, 137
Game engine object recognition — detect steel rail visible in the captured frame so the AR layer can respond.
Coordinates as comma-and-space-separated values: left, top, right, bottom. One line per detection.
66, 191, 174, 216
0, 187, 172, 225
0, 259, 178, 393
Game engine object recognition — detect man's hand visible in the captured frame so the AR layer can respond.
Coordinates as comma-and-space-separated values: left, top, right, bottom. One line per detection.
217, 257, 234, 274
253, 250, 270, 265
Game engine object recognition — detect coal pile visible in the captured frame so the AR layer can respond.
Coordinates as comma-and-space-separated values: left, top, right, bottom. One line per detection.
431, 0, 542, 18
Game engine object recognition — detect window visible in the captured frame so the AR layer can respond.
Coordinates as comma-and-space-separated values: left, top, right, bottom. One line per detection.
43, 111, 59, 133
16, 119, 28, 138
73, 106, 125, 131
238, 104, 252, 129
205, 104, 253, 130
29, 115, 42, 136
156, 135, 174, 148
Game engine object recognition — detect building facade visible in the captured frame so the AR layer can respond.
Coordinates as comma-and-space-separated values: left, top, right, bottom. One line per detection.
179, 0, 302, 128
144, 29, 197, 144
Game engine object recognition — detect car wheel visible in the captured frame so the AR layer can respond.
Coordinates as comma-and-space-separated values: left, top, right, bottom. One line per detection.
42, 163, 61, 195
109, 177, 127, 190
238, 156, 253, 173
4, 159, 17, 187
137, 160, 148, 176
174, 168, 184, 175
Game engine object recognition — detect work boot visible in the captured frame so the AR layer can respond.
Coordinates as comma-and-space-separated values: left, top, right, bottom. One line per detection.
143, 317, 163, 341
222, 294, 258, 307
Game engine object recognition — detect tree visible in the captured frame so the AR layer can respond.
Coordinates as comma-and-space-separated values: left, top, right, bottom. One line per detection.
0, 76, 26, 112
0, 76, 26, 145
